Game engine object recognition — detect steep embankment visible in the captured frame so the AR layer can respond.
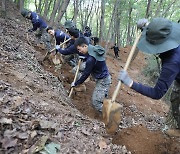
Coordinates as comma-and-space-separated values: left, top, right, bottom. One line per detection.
0, 2, 129, 154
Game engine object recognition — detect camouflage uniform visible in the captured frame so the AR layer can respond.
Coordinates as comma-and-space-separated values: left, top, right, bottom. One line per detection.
36, 28, 51, 51
71, 61, 86, 80
92, 75, 111, 112
165, 81, 180, 129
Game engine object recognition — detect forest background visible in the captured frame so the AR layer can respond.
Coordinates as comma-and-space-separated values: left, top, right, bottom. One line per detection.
2, 0, 180, 47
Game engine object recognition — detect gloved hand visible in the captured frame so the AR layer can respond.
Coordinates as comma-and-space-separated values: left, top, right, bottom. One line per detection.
55, 45, 60, 50
79, 56, 86, 60
28, 29, 33, 33
71, 82, 76, 87
118, 70, 133, 87
137, 18, 148, 30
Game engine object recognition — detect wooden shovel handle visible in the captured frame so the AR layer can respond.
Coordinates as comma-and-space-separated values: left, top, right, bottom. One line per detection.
111, 31, 142, 102
68, 59, 82, 97
50, 38, 71, 53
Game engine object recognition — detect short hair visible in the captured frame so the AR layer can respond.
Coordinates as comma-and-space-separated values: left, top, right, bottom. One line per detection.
68, 28, 79, 38
46, 27, 53, 33
74, 37, 88, 48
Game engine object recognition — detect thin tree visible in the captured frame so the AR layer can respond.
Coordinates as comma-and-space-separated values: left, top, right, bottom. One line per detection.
72, 0, 79, 24
56, 0, 71, 25
99, 0, 105, 43
1, 0, 7, 18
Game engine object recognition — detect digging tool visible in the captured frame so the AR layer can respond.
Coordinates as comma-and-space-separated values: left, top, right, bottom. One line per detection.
68, 59, 82, 97
58, 31, 67, 63
25, 20, 32, 45
102, 30, 142, 134
42, 38, 71, 62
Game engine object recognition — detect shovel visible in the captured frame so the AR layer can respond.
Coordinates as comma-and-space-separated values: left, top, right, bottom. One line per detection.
42, 38, 71, 62
25, 20, 32, 45
68, 59, 82, 97
102, 30, 142, 134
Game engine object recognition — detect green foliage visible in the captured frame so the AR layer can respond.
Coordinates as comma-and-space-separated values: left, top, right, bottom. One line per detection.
20, 0, 180, 45
142, 54, 173, 103
142, 55, 160, 83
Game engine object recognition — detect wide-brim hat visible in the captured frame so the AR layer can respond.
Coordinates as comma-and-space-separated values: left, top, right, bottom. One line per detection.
137, 18, 180, 54
88, 44, 105, 61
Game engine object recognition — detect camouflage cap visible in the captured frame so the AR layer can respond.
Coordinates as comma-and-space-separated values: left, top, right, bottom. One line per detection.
21, 9, 30, 18
64, 20, 75, 29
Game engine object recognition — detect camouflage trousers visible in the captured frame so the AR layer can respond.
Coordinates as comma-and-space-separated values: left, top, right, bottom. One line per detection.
71, 61, 86, 80
92, 75, 111, 112
36, 28, 51, 51
165, 81, 180, 129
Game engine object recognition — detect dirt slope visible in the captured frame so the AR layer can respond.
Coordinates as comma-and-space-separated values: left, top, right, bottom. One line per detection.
0, 1, 180, 154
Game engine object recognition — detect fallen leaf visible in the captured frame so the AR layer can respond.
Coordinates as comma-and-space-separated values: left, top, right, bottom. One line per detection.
81, 128, 91, 136
4, 129, 17, 138
17, 132, 29, 139
30, 130, 37, 139
0, 117, 12, 124
12, 96, 23, 108
1, 137, 18, 149
40, 142, 60, 154
98, 140, 107, 149
40, 120, 57, 129
28, 135, 48, 154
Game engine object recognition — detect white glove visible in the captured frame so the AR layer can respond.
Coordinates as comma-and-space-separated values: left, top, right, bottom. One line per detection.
137, 18, 148, 30
118, 70, 133, 87
55, 45, 60, 50
79, 56, 86, 60
71, 82, 76, 87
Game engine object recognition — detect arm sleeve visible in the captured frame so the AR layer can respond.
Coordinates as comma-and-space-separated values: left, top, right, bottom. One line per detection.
57, 45, 77, 55
75, 57, 96, 86
56, 37, 61, 45
131, 63, 179, 99
31, 18, 38, 31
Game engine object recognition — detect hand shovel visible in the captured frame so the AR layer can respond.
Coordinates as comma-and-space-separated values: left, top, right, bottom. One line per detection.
68, 59, 82, 97
102, 30, 142, 134
42, 38, 71, 62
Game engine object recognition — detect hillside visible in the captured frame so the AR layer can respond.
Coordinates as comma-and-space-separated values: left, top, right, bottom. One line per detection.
0, 2, 179, 154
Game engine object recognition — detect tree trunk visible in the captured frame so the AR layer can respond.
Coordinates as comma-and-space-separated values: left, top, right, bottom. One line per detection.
43, 0, 53, 20
83, 0, 94, 28
56, 0, 70, 25
162, 0, 177, 17
37, 0, 42, 13
154, 0, 163, 17
49, 0, 61, 26
99, 0, 105, 43
1, 0, 7, 18
105, 0, 119, 50
126, 5, 132, 45
72, 0, 79, 24
115, 7, 121, 46
145, 0, 152, 18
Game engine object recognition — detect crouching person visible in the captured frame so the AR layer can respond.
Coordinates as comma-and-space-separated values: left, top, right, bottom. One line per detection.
72, 37, 111, 112
21, 9, 51, 50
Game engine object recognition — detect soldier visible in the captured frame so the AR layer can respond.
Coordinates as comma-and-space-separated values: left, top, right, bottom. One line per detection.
21, 9, 51, 50
118, 18, 180, 137
46, 27, 70, 46
71, 37, 111, 112
110, 43, 120, 59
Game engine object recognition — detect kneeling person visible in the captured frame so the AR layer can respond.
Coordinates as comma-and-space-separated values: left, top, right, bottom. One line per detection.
72, 37, 111, 112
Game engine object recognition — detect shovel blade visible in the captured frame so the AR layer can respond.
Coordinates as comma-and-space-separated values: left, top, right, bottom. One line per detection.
102, 99, 112, 125
52, 55, 61, 65
103, 99, 122, 134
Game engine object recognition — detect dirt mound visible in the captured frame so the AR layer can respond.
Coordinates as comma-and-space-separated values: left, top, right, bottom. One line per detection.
113, 125, 180, 154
